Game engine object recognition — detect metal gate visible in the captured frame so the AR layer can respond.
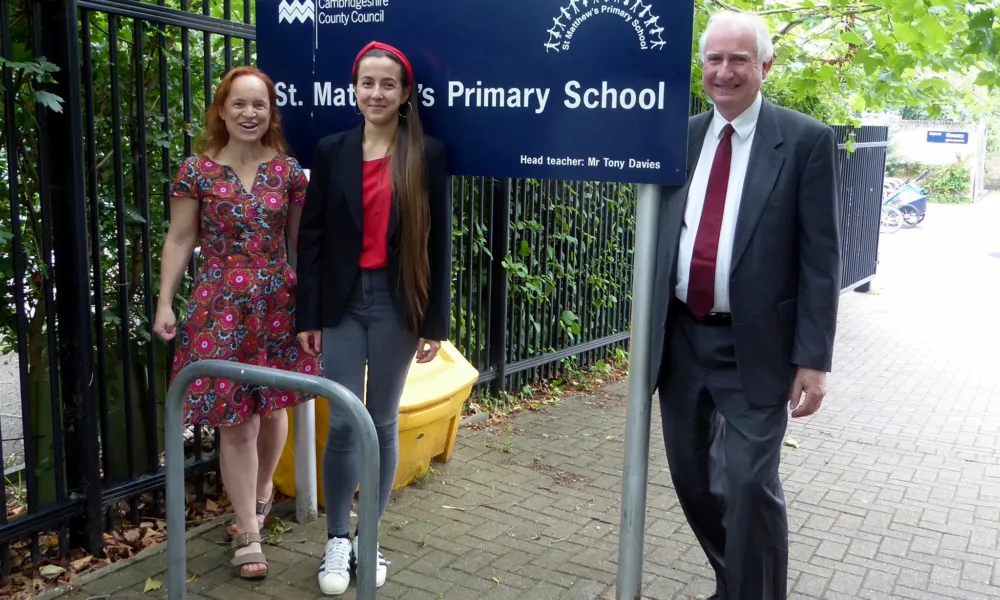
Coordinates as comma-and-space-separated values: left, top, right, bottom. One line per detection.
834, 125, 889, 292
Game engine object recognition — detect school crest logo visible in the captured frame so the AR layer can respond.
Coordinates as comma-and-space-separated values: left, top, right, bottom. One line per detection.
544, 0, 666, 53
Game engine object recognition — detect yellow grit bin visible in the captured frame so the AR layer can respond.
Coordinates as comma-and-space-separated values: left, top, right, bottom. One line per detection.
272, 340, 479, 506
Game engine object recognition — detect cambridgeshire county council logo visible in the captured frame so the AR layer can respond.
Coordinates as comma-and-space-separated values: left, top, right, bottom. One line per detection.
278, 0, 314, 24
545, 0, 665, 52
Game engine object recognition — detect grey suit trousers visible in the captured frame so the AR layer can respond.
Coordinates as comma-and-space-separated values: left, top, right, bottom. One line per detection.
659, 302, 789, 600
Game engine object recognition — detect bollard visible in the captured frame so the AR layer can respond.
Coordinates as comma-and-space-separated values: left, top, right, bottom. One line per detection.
616, 183, 661, 599
286, 249, 318, 524
293, 400, 319, 523
165, 360, 381, 600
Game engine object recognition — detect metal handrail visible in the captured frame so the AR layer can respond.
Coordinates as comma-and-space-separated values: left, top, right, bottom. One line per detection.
165, 360, 381, 600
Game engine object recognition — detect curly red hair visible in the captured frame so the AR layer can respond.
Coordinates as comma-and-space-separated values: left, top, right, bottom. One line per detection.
195, 66, 288, 156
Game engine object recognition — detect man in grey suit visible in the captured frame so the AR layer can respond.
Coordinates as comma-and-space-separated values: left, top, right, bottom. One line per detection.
648, 11, 841, 599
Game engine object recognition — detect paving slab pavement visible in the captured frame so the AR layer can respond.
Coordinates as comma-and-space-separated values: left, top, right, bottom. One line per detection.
46, 196, 1000, 600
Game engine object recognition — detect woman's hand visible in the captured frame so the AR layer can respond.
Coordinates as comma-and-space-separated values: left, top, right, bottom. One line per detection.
153, 305, 177, 342
415, 338, 441, 363
298, 330, 322, 357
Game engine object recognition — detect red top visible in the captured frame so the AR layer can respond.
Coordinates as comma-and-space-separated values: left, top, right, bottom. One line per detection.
359, 156, 392, 269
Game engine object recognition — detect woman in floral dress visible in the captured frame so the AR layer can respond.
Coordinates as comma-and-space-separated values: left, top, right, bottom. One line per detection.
153, 65, 320, 580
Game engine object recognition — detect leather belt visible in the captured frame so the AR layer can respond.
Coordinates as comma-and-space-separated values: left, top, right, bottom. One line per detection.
671, 296, 732, 326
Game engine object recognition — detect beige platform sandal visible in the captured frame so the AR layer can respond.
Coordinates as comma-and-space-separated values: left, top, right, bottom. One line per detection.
231, 531, 268, 580
228, 493, 274, 535
255, 495, 273, 523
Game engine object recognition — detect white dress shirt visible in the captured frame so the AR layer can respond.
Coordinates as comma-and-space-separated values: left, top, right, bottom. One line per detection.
675, 93, 763, 313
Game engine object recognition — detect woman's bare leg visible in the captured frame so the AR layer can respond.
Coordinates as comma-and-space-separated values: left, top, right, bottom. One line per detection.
255, 408, 289, 507
220, 416, 266, 575
227, 407, 289, 533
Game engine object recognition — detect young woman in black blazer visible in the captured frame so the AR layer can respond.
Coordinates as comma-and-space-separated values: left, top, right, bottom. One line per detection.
294, 41, 452, 596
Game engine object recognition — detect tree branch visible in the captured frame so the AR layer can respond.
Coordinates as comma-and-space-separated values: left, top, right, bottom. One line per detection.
0, 70, 27, 155
704, 0, 885, 45
708, 0, 741, 12
769, 6, 883, 45
709, 1, 883, 17
772, 13, 816, 43
96, 150, 115, 172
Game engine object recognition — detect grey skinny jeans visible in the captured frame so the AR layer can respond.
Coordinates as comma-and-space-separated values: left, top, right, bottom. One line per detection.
321, 269, 418, 537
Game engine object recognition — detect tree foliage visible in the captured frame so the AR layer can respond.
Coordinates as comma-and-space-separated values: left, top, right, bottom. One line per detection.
693, 0, 1000, 123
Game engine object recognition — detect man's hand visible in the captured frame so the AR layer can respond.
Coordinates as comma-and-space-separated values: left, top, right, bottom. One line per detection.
789, 367, 827, 418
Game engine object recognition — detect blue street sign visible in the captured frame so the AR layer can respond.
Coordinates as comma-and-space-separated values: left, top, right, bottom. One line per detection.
927, 130, 969, 144
257, 0, 695, 185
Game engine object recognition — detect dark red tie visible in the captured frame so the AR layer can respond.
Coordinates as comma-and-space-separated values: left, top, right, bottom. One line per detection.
687, 124, 735, 318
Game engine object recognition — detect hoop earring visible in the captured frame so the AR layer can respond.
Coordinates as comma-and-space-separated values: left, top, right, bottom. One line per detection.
352, 95, 362, 116
398, 101, 412, 118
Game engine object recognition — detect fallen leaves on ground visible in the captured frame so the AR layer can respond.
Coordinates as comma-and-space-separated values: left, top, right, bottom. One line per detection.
463, 359, 629, 433
143, 577, 162, 593
0, 478, 245, 600
6, 503, 27, 519
260, 516, 292, 545
103, 520, 168, 562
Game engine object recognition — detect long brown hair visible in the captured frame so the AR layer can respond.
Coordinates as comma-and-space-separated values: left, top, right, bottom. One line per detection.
354, 49, 429, 333
195, 66, 288, 157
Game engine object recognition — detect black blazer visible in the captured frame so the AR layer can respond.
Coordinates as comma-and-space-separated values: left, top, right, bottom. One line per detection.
648, 99, 842, 405
294, 125, 452, 341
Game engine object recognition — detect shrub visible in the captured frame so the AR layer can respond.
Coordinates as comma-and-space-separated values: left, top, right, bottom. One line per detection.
924, 161, 971, 204
886, 154, 927, 180
886, 157, 971, 204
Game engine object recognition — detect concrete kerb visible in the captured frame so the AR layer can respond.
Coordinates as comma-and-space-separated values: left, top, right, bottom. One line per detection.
459, 412, 489, 427
31, 514, 231, 600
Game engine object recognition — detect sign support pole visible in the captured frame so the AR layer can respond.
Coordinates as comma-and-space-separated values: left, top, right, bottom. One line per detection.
616, 182, 661, 600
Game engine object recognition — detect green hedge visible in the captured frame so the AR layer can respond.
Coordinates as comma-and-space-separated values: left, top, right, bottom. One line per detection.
924, 162, 972, 204
887, 159, 972, 204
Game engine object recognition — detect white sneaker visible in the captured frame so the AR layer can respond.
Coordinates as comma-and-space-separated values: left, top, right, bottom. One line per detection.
318, 537, 352, 595
351, 535, 389, 588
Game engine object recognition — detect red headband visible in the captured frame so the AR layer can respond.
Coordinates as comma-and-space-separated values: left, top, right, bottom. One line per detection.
353, 41, 414, 85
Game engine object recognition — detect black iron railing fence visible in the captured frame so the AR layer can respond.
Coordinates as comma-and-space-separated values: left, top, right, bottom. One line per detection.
1, 0, 259, 575
0, 0, 885, 576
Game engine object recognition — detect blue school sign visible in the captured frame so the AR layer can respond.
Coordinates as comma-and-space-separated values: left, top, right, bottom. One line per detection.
257, 0, 695, 185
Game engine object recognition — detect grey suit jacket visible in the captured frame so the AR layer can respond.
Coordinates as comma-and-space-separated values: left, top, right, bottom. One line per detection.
648, 98, 842, 406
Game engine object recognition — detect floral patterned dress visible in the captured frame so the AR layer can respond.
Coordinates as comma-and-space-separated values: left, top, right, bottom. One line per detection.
168, 154, 321, 427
